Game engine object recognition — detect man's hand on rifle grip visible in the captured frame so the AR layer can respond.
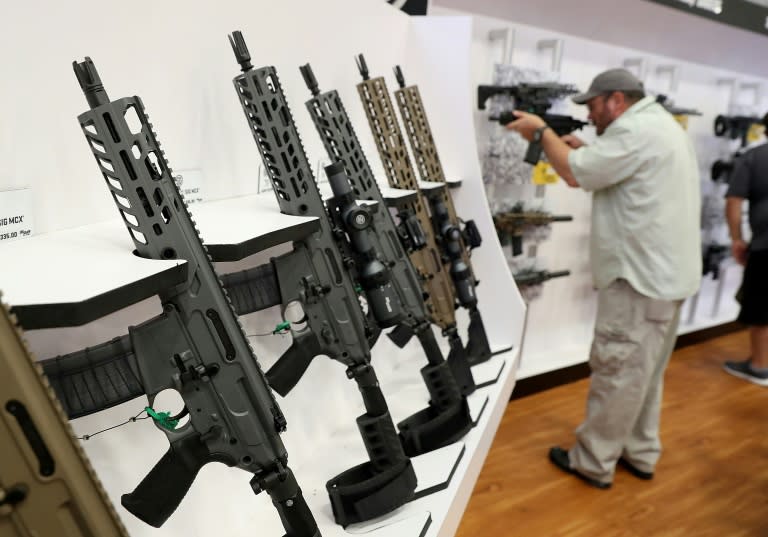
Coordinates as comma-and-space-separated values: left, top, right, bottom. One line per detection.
505, 110, 546, 141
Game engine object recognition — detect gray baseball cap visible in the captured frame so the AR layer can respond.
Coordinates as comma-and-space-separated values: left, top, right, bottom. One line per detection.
572, 68, 645, 105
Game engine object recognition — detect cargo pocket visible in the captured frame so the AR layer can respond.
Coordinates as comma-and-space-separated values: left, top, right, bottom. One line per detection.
590, 281, 643, 375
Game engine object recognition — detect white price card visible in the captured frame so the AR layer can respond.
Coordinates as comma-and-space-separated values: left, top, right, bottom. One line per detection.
173, 169, 205, 206
0, 189, 34, 243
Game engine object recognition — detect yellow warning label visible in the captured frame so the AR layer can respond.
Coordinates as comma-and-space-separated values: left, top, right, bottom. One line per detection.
531, 161, 559, 185
747, 123, 764, 144
674, 115, 689, 130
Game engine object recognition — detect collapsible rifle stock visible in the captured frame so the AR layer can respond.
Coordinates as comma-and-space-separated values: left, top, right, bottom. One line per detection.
299, 63, 473, 456
354, 56, 480, 392
0, 298, 129, 537
389, 64, 491, 366
227, 31, 416, 527
40, 58, 319, 537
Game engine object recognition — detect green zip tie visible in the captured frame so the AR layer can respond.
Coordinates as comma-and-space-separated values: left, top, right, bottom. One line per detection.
273, 321, 290, 334
355, 285, 363, 294
145, 407, 179, 431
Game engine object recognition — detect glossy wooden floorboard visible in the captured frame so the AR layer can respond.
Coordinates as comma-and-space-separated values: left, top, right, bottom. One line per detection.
456, 330, 768, 537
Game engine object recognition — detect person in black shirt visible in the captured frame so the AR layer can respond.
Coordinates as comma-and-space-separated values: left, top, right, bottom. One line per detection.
723, 113, 768, 386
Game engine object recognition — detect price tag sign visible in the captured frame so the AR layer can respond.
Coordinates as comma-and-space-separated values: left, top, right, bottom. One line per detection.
674, 115, 689, 130
531, 162, 559, 185
174, 169, 204, 206
0, 189, 34, 243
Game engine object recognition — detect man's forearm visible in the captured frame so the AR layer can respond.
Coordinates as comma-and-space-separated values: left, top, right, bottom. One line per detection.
725, 196, 744, 242
541, 129, 579, 187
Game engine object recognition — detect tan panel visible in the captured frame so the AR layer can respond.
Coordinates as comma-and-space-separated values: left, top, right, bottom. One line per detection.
394, 85, 476, 281
0, 299, 128, 537
357, 78, 457, 329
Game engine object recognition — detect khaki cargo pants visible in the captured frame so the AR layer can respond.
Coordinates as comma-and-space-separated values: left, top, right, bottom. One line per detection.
568, 279, 682, 483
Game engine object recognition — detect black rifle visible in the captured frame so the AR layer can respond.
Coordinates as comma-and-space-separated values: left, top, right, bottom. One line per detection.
714, 115, 761, 147
40, 58, 319, 536
300, 63, 473, 456
477, 82, 579, 112
489, 111, 588, 164
513, 269, 571, 287
226, 31, 416, 527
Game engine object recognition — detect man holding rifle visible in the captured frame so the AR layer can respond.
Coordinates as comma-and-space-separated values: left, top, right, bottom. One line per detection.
507, 68, 701, 489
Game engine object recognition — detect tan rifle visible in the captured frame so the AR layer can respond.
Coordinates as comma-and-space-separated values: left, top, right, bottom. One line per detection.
0, 295, 129, 537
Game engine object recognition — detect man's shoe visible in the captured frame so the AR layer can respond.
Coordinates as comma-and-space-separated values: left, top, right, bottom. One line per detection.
723, 359, 768, 387
617, 457, 654, 480
548, 446, 611, 490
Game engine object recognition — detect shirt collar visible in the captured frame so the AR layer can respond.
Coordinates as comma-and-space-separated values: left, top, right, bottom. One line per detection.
620, 95, 656, 118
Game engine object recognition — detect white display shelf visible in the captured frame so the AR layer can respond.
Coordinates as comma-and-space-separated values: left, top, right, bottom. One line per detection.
418, 181, 448, 193
1, 193, 320, 327
472, 353, 506, 388
191, 193, 319, 261
380, 186, 420, 206
0, 220, 186, 329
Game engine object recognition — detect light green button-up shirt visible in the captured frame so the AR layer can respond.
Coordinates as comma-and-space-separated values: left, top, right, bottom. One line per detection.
568, 96, 702, 300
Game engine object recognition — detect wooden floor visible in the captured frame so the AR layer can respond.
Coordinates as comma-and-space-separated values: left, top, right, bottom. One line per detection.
456, 330, 768, 537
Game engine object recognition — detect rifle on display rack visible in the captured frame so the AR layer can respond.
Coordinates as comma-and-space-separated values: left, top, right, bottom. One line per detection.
224, 31, 417, 527
714, 114, 762, 147
355, 55, 490, 377
298, 62, 473, 457
493, 206, 573, 256
391, 64, 490, 364
477, 82, 579, 113
513, 269, 571, 287
39, 58, 320, 537
0, 297, 129, 537
655, 94, 702, 117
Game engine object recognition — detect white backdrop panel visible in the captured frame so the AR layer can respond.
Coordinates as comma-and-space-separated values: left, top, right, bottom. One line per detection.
432, 8, 764, 379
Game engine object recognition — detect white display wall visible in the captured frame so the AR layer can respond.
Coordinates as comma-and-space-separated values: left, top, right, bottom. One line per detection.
1, 2, 524, 536
432, 5, 764, 379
